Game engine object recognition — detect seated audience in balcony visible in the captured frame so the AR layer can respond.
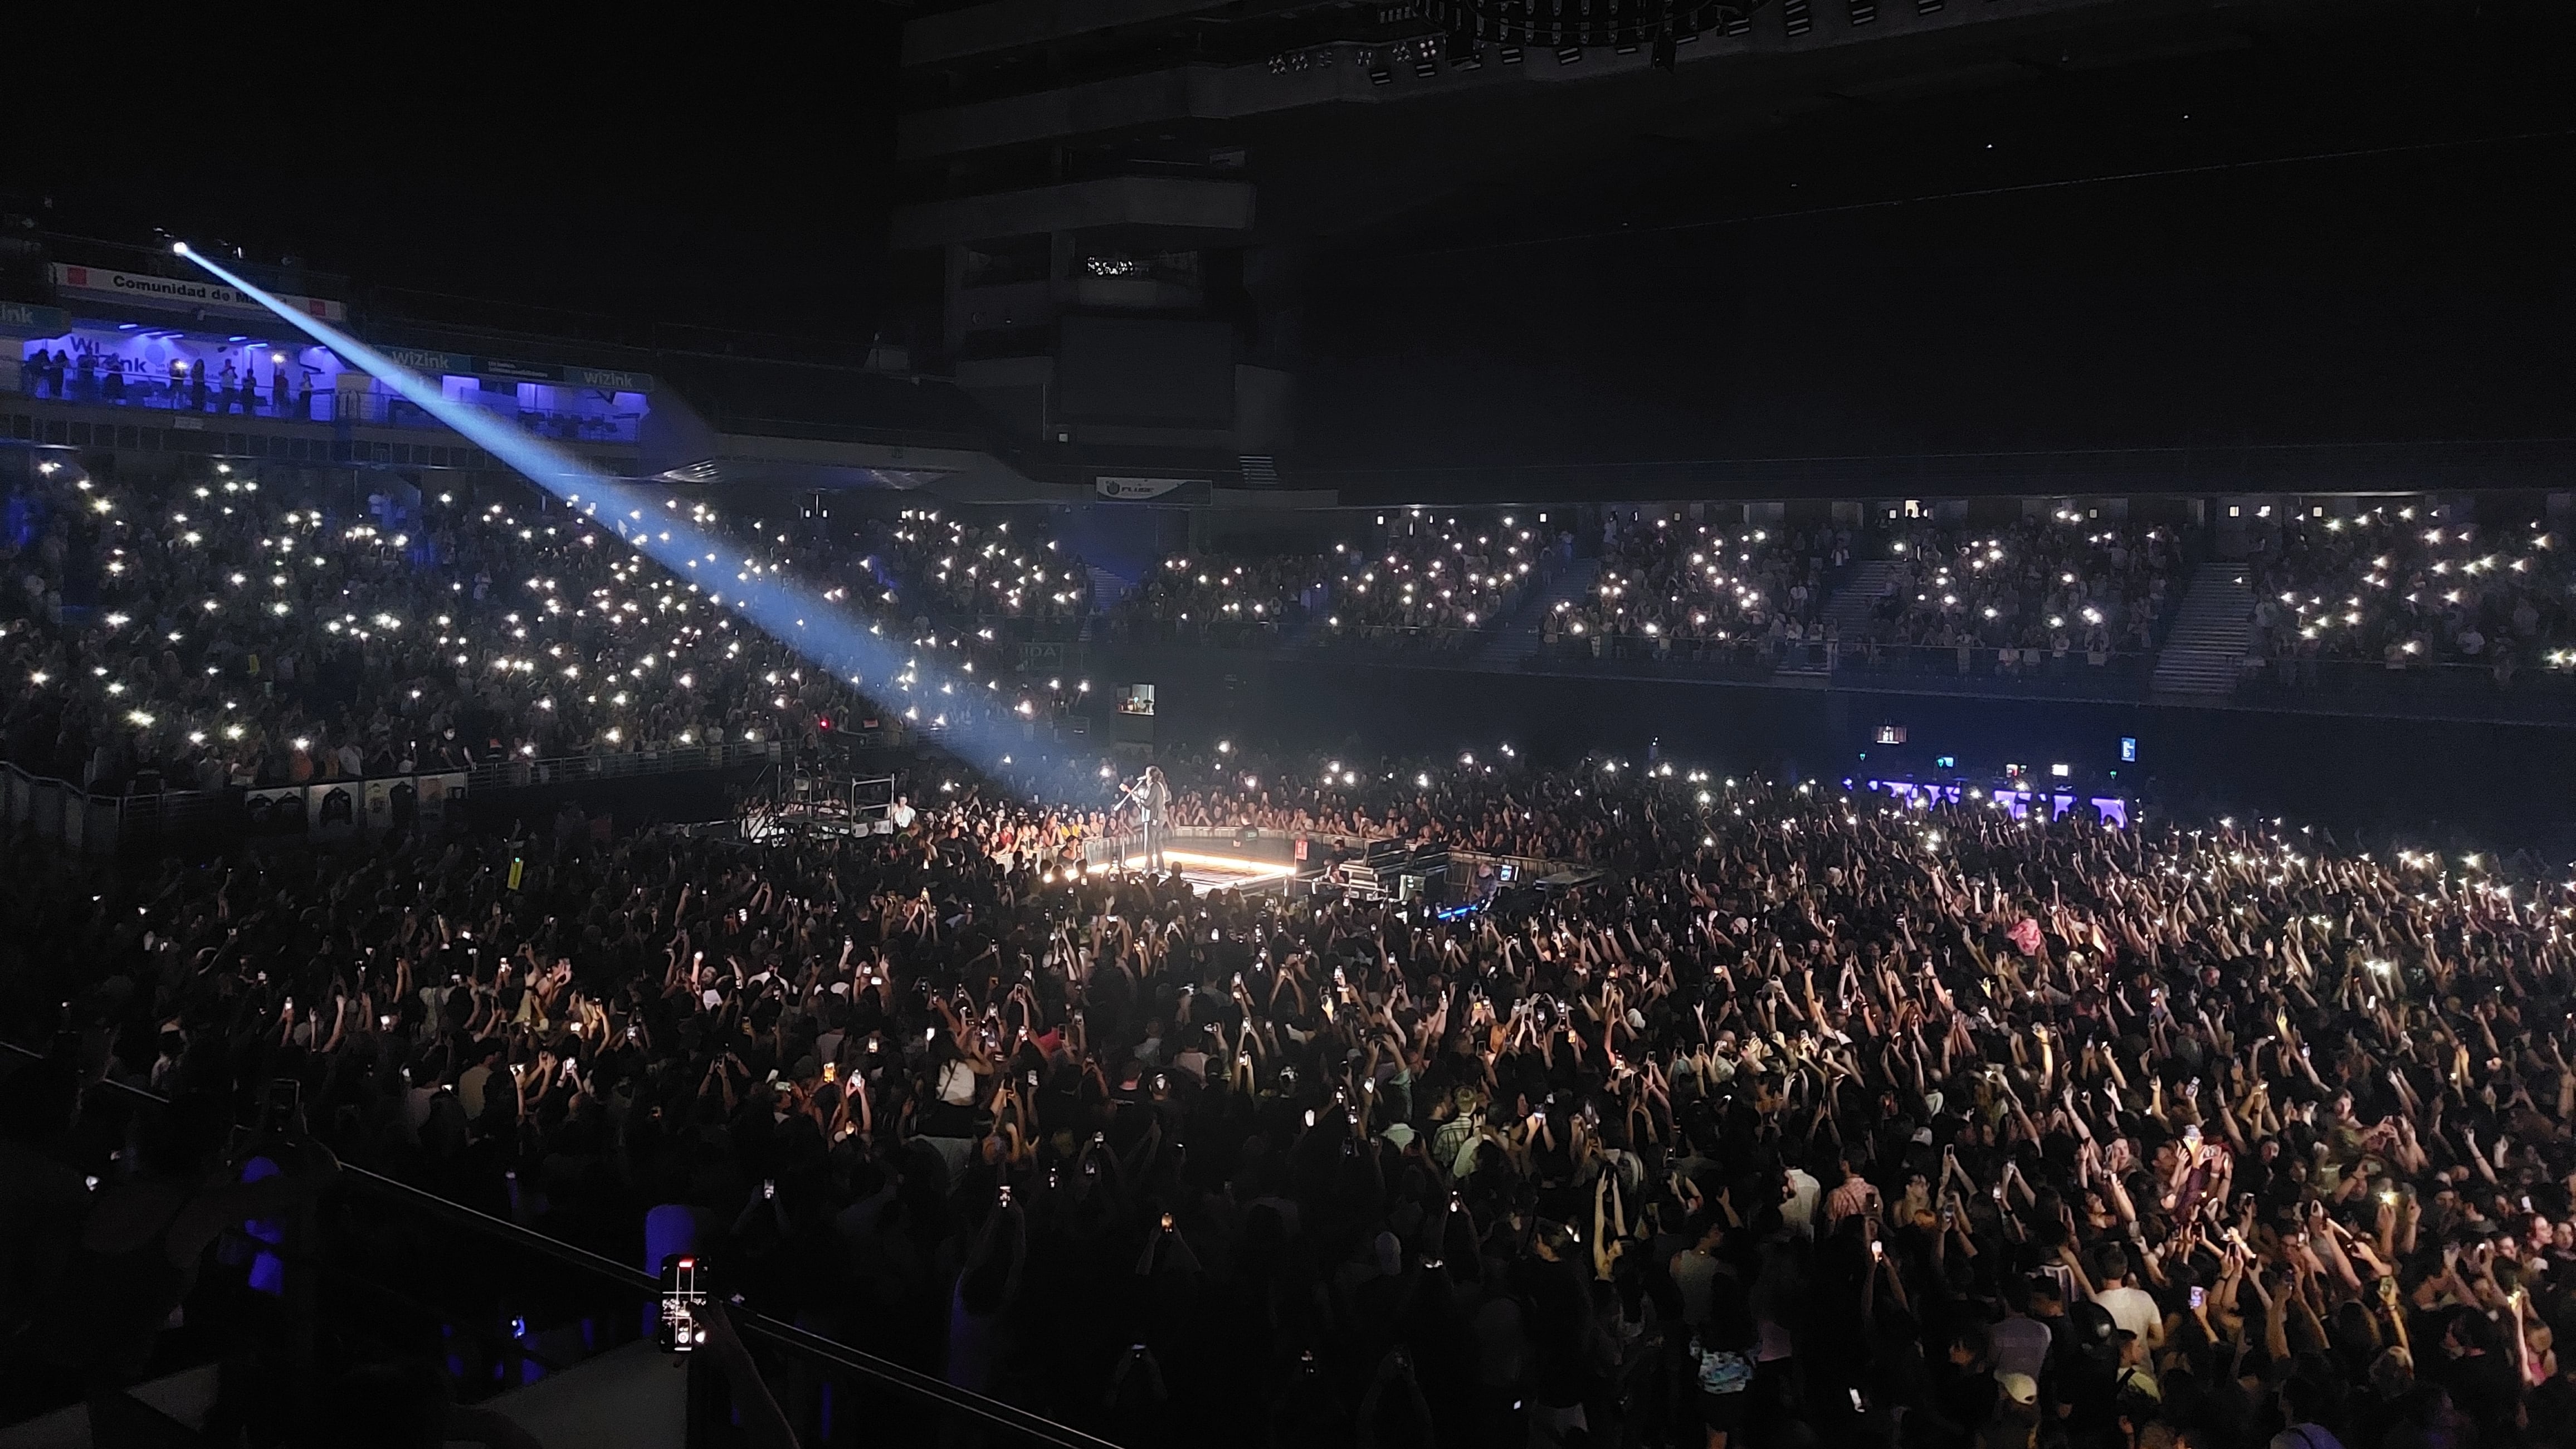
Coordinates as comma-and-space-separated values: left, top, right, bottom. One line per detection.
1543, 516, 1840, 663
1858, 518, 2179, 660
865, 509, 1091, 640
1107, 511, 1545, 651
0, 466, 1071, 794
2248, 506, 2571, 687
1107, 552, 1324, 646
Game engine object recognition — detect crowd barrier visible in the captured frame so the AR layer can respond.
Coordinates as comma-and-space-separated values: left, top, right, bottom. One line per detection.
1448, 847, 1591, 887
1101, 616, 1509, 656
1833, 642, 2157, 699
0, 741, 783, 857
2235, 657, 2576, 724
1531, 637, 1792, 680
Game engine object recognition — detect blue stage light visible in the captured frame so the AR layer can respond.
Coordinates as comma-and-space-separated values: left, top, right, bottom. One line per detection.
174, 246, 1030, 784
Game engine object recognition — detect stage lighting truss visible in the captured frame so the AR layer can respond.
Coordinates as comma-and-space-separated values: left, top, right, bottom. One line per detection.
1423, 0, 1769, 55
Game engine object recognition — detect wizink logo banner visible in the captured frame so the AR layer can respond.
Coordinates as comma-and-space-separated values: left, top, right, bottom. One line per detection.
0, 300, 67, 332
379, 347, 474, 377
50, 264, 348, 324
572, 367, 653, 394
1096, 476, 1208, 501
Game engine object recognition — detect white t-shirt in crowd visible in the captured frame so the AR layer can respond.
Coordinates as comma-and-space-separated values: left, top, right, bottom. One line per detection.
2094, 1283, 2160, 1343
1782, 1168, 1822, 1238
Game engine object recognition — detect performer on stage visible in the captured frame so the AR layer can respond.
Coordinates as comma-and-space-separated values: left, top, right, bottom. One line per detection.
1121, 766, 1169, 872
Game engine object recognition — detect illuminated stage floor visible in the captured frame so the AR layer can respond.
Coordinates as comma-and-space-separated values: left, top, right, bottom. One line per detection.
1114, 849, 1294, 895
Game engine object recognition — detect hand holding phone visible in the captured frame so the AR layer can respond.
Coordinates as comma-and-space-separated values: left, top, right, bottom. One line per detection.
658, 1255, 709, 1353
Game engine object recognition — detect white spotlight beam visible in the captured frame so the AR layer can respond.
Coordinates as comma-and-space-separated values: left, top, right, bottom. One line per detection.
173, 243, 1021, 775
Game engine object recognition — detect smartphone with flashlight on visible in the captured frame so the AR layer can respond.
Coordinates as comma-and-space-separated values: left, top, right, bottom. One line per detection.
2189, 1285, 2206, 1311
657, 1255, 709, 1354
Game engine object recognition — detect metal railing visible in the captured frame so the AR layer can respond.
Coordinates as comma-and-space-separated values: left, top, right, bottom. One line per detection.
0, 1039, 1118, 1449
0, 759, 232, 858
2235, 656, 2576, 723
0, 743, 781, 857
1096, 615, 1304, 650
1302, 616, 1512, 653
458, 740, 782, 793
1832, 642, 2158, 699
1100, 613, 1513, 655
11, 378, 644, 445
1450, 847, 1596, 887
1528, 634, 1789, 680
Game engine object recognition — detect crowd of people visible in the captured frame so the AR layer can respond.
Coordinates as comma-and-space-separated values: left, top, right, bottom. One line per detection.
0, 466, 1077, 794
2247, 509, 2573, 688
16, 338, 642, 444
9, 723, 2576, 1449
1309, 511, 1548, 650
1104, 552, 1328, 647
1143, 740, 1732, 867
1105, 510, 1558, 652
1857, 519, 2181, 660
12, 456, 2576, 1448
1543, 516, 1841, 665
865, 508, 1093, 643
19, 339, 315, 421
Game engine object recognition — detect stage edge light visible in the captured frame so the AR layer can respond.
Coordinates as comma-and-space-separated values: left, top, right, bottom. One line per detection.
173, 246, 1027, 781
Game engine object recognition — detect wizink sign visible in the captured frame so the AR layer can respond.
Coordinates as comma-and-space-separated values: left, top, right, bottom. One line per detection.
0, 301, 67, 333
570, 367, 653, 394
1096, 476, 1209, 501
378, 346, 474, 377
50, 264, 348, 324
364, 348, 655, 396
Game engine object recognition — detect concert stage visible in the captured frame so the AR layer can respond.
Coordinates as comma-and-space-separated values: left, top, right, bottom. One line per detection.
1111, 848, 1296, 895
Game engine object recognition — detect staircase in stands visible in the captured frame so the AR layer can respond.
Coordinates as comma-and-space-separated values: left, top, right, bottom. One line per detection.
2150, 568, 2255, 697
1470, 557, 1601, 669
1775, 559, 1898, 676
